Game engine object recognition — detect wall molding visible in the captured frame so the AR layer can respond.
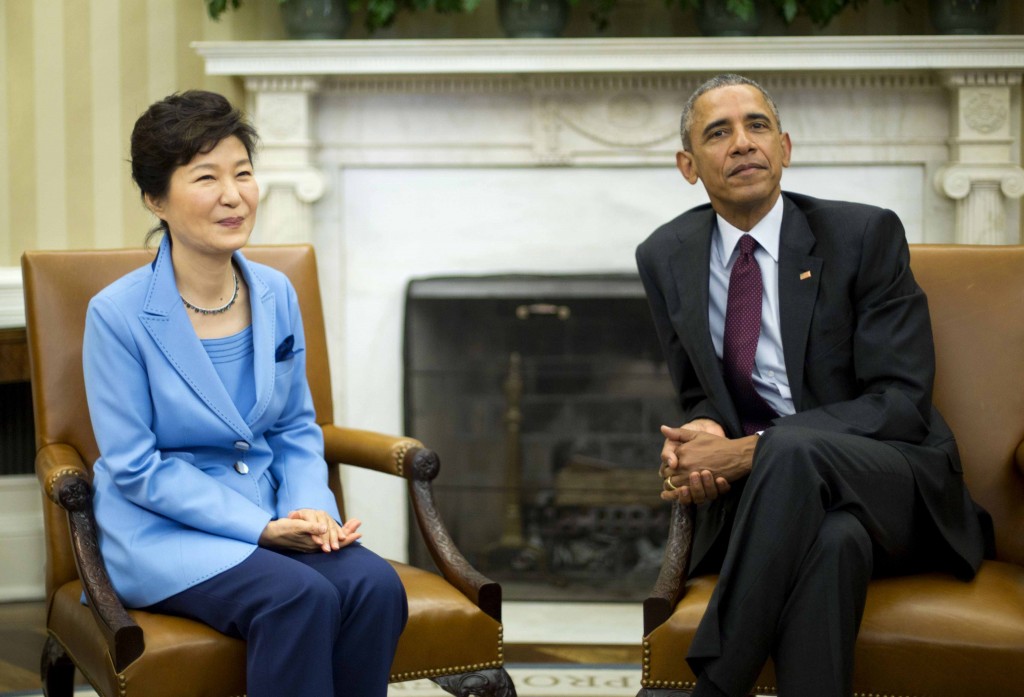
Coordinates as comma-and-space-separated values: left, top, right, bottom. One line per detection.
0, 266, 24, 329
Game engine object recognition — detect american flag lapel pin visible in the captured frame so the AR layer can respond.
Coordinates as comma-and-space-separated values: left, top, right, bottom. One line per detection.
799, 270, 812, 281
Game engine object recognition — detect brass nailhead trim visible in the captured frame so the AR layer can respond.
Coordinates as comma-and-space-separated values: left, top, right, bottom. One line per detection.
393, 441, 415, 477
46, 467, 83, 502
642, 633, 917, 697
390, 659, 503, 682
389, 626, 503, 682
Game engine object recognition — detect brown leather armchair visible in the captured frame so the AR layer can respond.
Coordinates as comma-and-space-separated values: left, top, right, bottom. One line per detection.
22, 245, 516, 697
638, 245, 1024, 697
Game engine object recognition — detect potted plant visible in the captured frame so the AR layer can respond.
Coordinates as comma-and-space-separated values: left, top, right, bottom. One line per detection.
362, 0, 482, 32
498, 0, 571, 37
207, 0, 353, 38
929, 0, 999, 34
206, 0, 482, 36
670, 0, 907, 36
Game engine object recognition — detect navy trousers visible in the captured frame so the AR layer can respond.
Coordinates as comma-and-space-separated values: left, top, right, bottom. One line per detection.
148, 543, 408, 697
688, 426, 934, 697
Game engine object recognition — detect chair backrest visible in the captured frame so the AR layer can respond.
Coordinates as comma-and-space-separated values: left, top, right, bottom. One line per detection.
22, 245, 335, 594
909, 245, 1024, 566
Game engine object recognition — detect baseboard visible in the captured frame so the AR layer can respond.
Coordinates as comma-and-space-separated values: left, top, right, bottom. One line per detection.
502, 601, 642, 647
0, 267, 24, 329
0, 475, 45, 601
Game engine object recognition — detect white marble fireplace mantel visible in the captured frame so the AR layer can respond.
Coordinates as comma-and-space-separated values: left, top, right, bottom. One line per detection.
192, 36, 1024, 564
194, 36, 1024, 245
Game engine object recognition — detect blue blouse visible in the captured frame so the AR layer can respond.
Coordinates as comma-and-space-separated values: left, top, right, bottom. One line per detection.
201, 325, 256, 418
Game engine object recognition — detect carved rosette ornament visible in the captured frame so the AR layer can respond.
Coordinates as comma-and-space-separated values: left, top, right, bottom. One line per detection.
964, 90, 1008, 135
409, 447, 441, 481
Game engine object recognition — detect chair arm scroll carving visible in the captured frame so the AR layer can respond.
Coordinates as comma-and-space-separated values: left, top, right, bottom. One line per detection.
643, 502, 695, 636
36, 444, 144, 673
406, 447, 502, 623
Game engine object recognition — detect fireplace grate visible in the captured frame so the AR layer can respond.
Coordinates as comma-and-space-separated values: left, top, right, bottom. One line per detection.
403, 274, 683, 601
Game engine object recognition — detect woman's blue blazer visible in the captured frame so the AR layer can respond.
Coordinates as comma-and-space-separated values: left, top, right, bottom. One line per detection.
82, 236, 341, 607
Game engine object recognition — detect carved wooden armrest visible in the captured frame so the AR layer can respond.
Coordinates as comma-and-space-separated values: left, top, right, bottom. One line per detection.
404, 447, 502, 622
36, 443, 144, 672
643, 502, 695, 636
320, 425, 501, 621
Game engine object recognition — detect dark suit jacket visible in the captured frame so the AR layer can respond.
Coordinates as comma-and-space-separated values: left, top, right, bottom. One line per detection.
636, 192, 989, 579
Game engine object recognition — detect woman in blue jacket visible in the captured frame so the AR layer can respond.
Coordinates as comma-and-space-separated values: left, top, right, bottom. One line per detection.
82, 90, 407, 697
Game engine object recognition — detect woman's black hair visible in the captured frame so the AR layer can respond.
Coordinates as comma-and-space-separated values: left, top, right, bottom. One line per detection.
130, 90, 259, 244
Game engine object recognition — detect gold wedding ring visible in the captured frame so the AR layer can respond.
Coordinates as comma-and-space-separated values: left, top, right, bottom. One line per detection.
663, 476, 677, 491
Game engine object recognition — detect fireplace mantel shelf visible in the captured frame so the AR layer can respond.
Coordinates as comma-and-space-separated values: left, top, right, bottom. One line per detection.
194, 35, 1024, 77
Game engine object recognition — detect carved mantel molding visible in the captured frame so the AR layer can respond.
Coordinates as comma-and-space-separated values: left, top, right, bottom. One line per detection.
195, 36, 1024, 245
196, 36, 1024, 77
938, 71, 1024, 244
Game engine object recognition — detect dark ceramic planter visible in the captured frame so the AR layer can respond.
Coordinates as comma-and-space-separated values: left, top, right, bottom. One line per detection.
498, 0, 570, 38
281, 0, 351, 39
697, 0, 764, 37
929, 0, 999, 35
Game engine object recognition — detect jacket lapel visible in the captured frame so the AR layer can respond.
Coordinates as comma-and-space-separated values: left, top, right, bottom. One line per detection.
777, 195, 822, 412
669, 210, 743, 434
139, 237, 253, 441
238, 253, 277, 427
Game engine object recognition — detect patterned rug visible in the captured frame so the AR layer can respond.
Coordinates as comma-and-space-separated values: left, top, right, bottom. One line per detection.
0, 665, 643, 697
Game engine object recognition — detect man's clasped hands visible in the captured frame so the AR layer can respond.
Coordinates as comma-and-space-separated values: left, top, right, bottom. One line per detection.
659, 418, 760, 505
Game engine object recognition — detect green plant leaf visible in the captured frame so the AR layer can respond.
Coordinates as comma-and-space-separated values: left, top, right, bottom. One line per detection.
725, 0, 755, 21
365, 0, 399, 30
206, 0, 242, 20
773, 0, 798, 22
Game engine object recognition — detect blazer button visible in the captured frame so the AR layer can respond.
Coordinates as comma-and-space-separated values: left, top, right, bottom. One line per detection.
234, 461, 250, 475
233, 440, 251, 452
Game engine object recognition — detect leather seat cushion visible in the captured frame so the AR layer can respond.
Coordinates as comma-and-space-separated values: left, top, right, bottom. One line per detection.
644, 561, 1024, 696
389, 561, 504, 682
50, 563, 504, 695
49, 581, 247, 697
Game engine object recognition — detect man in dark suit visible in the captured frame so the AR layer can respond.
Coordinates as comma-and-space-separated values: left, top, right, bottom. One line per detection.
636, 74, 990, 697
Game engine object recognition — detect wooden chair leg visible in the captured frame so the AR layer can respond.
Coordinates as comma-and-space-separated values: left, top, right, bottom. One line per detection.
432, 666, 517, 697
41, 635, 76, 697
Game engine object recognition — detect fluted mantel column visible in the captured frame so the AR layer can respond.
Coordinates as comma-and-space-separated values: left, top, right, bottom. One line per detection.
245, 78, 326, 244
936, 72, 1024, 244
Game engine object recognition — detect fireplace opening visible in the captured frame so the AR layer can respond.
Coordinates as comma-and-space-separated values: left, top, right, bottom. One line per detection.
0, 328, 34, 477
403, 275, 683, 601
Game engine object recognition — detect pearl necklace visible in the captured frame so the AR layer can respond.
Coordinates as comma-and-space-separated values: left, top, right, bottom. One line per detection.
181, 271, 239, 315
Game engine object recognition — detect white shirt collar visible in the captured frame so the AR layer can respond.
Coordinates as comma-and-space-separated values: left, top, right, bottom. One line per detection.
714, 195, 784, 266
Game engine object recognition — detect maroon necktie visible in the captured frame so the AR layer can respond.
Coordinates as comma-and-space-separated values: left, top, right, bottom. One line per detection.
723, 235, 777, 435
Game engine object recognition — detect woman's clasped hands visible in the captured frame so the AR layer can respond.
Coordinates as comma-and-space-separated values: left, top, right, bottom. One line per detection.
258, 509, 362, 553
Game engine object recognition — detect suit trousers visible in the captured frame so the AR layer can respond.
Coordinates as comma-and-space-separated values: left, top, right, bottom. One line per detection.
687, 426, 930, 697
147, 543, 408, 697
